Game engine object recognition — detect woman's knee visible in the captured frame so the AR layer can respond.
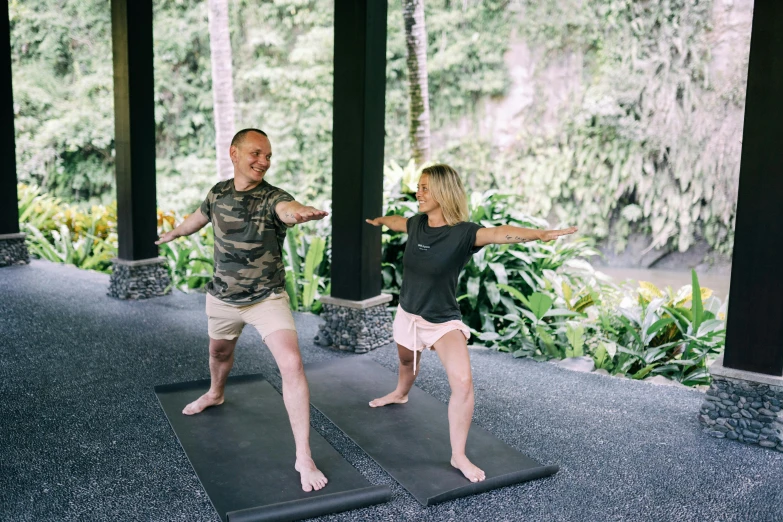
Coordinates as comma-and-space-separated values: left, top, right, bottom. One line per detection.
450, 372, 474, 397
397, 344, 416, 366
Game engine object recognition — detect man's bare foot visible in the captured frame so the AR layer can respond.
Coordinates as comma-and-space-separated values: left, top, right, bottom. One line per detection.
295, 457, 328, 492
451, 455, 486, 483
182, 392, 224, 415
368, 391, 408, 408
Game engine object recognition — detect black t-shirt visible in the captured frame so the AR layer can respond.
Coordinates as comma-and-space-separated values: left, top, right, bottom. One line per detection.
399, 214, 484, 323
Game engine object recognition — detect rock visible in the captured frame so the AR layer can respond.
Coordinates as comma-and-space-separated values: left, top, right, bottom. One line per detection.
554, 356, 595, 373
646, 375, 688, 388
593, 369, 611, 376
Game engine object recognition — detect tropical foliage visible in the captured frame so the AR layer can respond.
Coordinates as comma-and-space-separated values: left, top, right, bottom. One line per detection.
10, 0, 745, 254
503, 0, 746, 255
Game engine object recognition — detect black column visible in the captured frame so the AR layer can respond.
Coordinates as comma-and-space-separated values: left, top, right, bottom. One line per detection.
723, 0, 783, 376
330, 0, 388, 301
111, 0, 158, 261
0, 0, 19, 235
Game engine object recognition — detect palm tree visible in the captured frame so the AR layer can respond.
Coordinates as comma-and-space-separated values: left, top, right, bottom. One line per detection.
402, 0, 431, 165
207, 0, 236, 180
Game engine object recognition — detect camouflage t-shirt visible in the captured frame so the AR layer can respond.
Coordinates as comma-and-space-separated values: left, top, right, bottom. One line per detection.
200, 179, 294, 305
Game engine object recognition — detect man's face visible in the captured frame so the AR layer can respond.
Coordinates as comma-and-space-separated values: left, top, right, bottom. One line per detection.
230, 132, 272, 185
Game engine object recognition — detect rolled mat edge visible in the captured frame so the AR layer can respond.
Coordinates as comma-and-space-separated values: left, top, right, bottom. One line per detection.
426, 464, 560, 506
226, 485, 392, 522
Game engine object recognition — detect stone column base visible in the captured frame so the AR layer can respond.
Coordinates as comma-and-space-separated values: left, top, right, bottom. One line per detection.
314, 294, 394, 353
0, 233, 30, 267
699, 355, 783, 452
108, 257, 171, 300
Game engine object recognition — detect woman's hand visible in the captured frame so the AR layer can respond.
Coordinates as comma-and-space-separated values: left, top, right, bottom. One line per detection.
365, 215, 408, 233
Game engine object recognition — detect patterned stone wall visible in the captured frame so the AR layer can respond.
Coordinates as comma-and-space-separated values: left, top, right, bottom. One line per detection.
699, 376, 783, 452
315, 302, 393, 353
0, 234, 30, 267
108, 258, 171, 300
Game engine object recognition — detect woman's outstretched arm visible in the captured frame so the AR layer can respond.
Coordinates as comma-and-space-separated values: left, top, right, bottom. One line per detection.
366, 215, 409, 233
474, 225, 577, 247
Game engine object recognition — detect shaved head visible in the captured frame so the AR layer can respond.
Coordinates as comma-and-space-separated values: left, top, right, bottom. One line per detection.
230, 128, 268, 148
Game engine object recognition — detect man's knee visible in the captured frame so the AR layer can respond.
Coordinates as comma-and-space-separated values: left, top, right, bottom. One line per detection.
277, 352, 304, 378
209, 338, 236, 361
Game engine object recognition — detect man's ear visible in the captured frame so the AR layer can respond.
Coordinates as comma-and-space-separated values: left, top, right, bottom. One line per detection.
229, 145, 237, 163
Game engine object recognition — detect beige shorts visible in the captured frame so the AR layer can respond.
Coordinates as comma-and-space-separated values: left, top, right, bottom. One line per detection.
393, 305, 470, 374
206, 291, 296, 341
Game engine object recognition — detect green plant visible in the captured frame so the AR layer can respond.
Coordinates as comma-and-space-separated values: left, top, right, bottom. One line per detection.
23, 222, 114, 273
283, 226, 329, 313
156, 220, 214, 293
588, 270, 726, 385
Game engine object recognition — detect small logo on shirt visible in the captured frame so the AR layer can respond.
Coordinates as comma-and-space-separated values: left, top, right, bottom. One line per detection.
417, 243, 430, 251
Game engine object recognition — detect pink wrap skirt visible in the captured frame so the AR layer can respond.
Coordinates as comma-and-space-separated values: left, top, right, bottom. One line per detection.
392, 305, 470, 374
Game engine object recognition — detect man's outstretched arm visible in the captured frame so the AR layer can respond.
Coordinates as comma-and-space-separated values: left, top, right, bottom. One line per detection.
275, 200, 329, 225
155, 208, 210, 245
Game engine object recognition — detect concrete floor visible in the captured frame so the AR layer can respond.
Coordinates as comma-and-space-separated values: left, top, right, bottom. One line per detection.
1, 260, 780, 522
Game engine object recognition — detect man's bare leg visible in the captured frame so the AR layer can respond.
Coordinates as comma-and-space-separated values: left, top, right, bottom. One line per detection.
183, 337, 238, 415
264, 329, 327, 492
369, 344, 421, 407
433, 330, 486, 483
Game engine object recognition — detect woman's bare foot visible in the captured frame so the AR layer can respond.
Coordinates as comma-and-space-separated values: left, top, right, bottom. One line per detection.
368, 391, 408, 408
451, 455, 486, 483
182, 392, 224, 415
295, 457, 328, 492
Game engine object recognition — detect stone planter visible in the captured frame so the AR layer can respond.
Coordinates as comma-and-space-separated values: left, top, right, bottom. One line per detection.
108, 257, 171, 300
314, 294, 394, 353
699, 355, 783, 452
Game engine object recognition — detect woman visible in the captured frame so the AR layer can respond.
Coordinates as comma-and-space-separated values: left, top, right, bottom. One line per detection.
365, 164, 577, 483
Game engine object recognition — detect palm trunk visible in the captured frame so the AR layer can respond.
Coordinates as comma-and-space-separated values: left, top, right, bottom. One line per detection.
207, 0, 236, 181
403, 0, 431, 165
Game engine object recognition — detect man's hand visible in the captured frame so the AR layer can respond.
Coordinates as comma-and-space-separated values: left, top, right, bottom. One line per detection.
153, 209, 209, 246
281, 204, 329, 225
365, 217, 383, 226
155, 230, 179, 245
539, 226, 578, 242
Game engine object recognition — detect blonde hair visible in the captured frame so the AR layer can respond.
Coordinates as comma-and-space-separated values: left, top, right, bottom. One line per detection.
421, 164, 469, 226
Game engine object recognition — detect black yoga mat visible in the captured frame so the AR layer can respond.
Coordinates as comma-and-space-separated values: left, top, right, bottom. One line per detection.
304, 357, 559, 506
155, 374, 391, 522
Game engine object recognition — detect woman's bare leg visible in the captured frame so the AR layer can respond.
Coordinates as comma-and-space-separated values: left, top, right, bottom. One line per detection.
369, 344, 421, 407
433, 330, 486, 483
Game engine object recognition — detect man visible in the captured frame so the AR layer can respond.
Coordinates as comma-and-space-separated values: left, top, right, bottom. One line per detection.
156, 128, 328, 492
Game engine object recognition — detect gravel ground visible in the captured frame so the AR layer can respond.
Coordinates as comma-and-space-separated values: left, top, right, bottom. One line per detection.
1, 260, 782, 522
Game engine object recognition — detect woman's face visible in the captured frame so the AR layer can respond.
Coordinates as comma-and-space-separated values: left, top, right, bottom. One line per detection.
416, 174, 440, 213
